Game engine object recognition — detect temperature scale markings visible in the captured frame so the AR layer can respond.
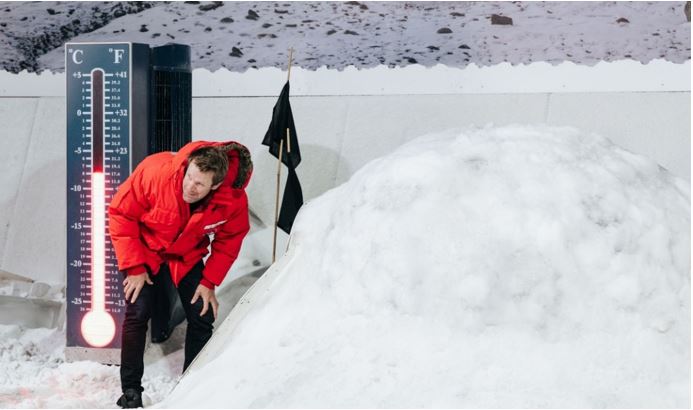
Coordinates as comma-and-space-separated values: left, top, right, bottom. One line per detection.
79, 68, 117, 348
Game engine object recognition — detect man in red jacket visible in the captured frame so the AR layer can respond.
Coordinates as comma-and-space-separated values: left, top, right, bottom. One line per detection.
108, 141, 252, 408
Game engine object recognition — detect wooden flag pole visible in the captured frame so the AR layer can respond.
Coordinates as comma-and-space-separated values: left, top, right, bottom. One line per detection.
272, 48, 295, 264
287, 48, 294, 82
283, 125, 292, 257
272, 138, 284, 263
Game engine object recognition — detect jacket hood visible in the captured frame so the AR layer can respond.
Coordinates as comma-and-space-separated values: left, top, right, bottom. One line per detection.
173, 140, 253, 191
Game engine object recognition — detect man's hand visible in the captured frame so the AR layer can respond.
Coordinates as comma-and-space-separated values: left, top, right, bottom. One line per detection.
123, 273, 153, 303
191, 285, 219, 320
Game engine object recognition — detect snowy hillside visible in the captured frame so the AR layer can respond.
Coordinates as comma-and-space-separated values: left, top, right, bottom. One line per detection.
0, 1, 690, 74
166, 125, 690, 408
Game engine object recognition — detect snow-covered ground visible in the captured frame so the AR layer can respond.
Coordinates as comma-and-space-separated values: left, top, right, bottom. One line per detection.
0, 254, 264, 408
0, 324, 178, 408
166, 125, 690, 408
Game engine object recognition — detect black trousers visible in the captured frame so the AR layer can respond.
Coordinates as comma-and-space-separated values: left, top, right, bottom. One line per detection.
120, 261, 215, 393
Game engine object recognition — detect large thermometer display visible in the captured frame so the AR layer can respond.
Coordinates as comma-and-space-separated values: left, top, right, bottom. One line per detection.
66, 43, 149, 362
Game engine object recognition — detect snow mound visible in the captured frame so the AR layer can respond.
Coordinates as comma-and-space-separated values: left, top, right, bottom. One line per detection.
168, 125, 690, 408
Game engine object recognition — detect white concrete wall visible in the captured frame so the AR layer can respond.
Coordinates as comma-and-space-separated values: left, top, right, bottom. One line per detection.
1, 90, 689, 285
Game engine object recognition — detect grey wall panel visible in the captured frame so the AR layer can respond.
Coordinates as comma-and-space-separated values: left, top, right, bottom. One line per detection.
333, 94, 549, 185
0, 98, 39, 274
2, 98, 65, 284
547, 92, 691, 181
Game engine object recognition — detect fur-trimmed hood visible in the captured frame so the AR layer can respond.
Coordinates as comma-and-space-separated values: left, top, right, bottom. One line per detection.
217, 141, 253, 190
173, 140, 253, 191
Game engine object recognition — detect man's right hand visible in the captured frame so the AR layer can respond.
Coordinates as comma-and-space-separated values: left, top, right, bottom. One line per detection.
123, 273, 153, 303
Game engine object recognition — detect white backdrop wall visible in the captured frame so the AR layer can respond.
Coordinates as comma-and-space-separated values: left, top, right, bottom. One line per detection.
0, 62, 690, 285
196, 91, 691, 235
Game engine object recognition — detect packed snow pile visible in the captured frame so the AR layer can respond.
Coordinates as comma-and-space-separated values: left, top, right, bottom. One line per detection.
168, 125, 690, 408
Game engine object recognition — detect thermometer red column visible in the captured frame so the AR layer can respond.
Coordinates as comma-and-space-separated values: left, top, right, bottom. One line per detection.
80, 68, 116, 347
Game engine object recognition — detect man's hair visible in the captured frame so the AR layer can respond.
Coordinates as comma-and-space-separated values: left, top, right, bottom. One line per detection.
188, 146, 229, 186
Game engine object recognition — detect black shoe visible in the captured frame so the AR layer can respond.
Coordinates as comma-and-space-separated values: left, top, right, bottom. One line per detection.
150, 329, 171, 344
116, 388, 143, 408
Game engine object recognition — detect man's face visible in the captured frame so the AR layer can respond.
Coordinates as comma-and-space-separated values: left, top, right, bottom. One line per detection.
182, 162, 221, 204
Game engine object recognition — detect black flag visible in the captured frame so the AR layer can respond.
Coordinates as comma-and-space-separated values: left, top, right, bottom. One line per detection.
262, 81, 301, 168
262, 81, 303, 234
277, 167, 303, 233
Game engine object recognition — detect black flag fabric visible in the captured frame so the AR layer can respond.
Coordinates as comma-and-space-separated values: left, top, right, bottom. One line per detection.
262, 81, 301, 168
263, 80, 303, 234
277, 167, 303, 234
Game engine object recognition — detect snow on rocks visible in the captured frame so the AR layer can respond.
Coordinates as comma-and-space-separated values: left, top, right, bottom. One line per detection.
0, 2, 155, 73
166, 125, 690, 408
0, 2, 689, 74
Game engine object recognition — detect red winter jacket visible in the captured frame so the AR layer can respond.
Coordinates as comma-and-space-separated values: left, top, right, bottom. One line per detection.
108, 140, 252, 289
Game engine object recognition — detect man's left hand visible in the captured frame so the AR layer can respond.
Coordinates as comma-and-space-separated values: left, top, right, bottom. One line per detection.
191, 284, 219, 320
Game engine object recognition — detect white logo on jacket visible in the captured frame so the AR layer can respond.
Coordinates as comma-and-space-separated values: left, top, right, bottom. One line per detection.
204, 220, 227, 231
